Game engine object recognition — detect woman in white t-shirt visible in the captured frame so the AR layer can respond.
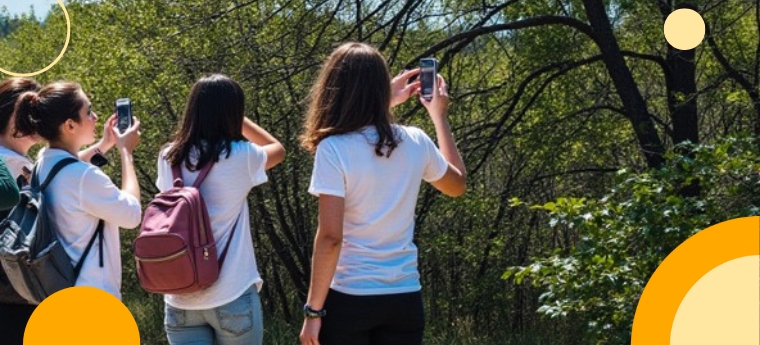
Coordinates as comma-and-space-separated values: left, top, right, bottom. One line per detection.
155, 74, 285, 345
299, 43, 467, 345
0, 78, 127, 345
13, 82, 143, 301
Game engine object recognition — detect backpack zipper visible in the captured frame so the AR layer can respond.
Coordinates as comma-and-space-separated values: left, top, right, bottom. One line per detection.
136, 248, 187, 262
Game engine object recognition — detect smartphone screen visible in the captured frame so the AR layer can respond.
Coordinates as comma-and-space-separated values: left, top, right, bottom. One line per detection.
420, 58, 437, 101
115, 98, 132, 134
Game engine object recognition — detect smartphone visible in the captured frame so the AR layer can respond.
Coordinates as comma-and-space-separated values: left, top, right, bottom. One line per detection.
419, 58, 437, 101
115, 98, 132, 134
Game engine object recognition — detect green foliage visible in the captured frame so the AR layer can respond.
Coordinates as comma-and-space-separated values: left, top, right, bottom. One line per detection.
505, 135, 760, 344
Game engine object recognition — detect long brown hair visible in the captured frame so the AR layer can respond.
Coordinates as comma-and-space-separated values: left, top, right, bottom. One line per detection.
14, 82, 85, 142
301, 42, 399, 157
165, 74, 245, 170
0, 78, 41, 135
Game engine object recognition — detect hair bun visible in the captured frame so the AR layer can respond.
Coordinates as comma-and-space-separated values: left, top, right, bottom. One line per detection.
29, 93, 40, 106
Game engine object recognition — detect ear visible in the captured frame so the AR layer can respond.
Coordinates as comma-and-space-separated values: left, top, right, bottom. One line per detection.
62, 118, 77, 134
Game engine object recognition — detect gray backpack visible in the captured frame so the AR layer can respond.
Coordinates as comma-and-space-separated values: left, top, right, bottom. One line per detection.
0, 158, 102, 304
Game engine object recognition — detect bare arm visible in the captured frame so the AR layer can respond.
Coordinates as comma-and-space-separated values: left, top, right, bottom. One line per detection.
242, 117, 286, 170
300, 194, 344, 345
116, 117, 141, 201
423, 75, 466, 197
78, 114, 117, 163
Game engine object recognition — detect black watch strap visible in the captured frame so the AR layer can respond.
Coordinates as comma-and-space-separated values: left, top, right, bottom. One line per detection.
90, 151, 109, 167
303, 304, 326, 318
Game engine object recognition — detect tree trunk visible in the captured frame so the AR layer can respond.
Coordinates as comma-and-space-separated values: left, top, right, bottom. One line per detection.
583, 0, 666, 168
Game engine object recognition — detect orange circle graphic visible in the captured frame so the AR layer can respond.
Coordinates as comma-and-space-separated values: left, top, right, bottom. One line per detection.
24, 286, 140, 344
631, 216, 760, 344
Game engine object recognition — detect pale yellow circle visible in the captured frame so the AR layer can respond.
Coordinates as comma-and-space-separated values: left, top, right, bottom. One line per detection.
671, 255, 760, 345
663, 9, 705, 50
0, 0, 70, 77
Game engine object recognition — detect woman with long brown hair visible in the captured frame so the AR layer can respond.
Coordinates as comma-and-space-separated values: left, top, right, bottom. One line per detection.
299, 42, 467, 345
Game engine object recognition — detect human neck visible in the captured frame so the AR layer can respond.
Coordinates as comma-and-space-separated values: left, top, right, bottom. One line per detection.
47, 140, 79, 157
0, 132, 33, 156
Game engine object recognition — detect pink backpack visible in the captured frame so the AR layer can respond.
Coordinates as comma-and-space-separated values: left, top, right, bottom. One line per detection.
134, 162, 236, 294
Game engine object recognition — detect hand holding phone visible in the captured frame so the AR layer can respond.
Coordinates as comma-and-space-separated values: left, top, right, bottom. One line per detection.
420, 74, 449, 122
391, 68, 422, 108
115, 98, 132, 134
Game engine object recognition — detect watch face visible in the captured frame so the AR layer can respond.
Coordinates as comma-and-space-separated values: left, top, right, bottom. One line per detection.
90, 153, 109, 167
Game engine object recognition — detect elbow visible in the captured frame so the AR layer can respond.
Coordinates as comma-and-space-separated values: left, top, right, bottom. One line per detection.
273, 144, 286, 166
277, 144, 286, 162
447, 174, 467, 198
447, 184, 467, 197
316, 231, 343, 249
454, 185, 467, 197
123, 212, 143, 230
265, 143, 286, 169
120, 200, 143, 229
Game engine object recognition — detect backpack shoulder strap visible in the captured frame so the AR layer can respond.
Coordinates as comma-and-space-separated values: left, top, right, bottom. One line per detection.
218, 211, 241, 267
73, 219, 104, 278
34, 157, 79, 192
171, 161, 215, 189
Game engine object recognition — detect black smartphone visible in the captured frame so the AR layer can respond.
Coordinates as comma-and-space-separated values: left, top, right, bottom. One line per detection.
419, 58, 437, 101
115, 98, 132, 134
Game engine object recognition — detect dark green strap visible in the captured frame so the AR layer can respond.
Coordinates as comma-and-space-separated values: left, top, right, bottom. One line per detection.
73, 219, 104, 278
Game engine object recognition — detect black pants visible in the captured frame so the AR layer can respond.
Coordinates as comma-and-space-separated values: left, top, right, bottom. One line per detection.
0, 303, 36, 345
319, 289, 424, 345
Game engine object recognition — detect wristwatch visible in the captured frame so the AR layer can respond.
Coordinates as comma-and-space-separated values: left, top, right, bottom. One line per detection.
90, 148, 109, 168
303, 304, 326, 318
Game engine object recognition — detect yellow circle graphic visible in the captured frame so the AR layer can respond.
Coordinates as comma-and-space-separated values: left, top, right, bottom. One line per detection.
631, 216, 760, 344
671, 256, 759, 345
663, 8, 706, 50
24, 286, 140, 344
0, 0, 71, 77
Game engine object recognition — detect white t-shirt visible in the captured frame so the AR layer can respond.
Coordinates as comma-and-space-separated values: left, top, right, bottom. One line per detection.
156, 140, 268, 310
308, 125, 449, 295
38, 148, 142, 300
0, 146, 32, 179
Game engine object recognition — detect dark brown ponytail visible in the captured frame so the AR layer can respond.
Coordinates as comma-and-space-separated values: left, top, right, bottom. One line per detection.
13, 92, 41, 138
0, 78, 41, 135
13, 82, 85, 142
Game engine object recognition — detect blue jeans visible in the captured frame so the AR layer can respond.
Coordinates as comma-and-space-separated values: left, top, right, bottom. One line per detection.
164, 285, 263, 345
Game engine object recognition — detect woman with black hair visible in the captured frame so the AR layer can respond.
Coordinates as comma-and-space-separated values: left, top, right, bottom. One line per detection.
156, 74, 285, 345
